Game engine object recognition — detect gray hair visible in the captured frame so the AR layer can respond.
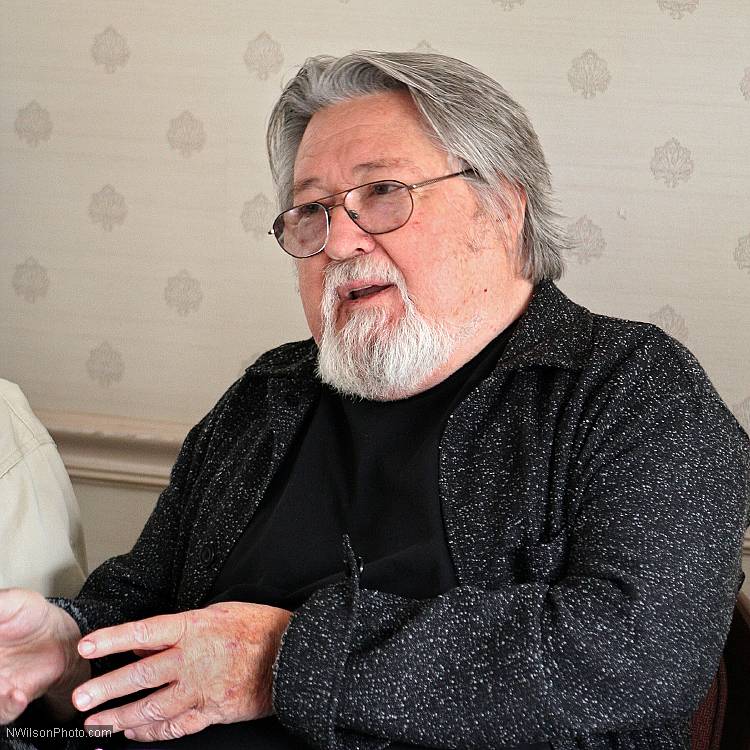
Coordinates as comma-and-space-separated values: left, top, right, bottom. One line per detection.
266, 50, 568, 283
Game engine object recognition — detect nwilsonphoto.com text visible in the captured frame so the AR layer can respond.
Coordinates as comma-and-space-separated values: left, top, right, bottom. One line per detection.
4, 725, 113, 740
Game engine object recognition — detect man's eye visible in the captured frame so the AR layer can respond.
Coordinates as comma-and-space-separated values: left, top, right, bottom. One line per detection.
371, 182, 400, 196
299, 203, 322, 217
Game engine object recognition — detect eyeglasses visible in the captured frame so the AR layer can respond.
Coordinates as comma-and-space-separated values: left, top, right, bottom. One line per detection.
268, 169, 474, 258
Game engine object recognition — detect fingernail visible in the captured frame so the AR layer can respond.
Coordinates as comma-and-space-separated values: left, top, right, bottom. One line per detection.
78, 641, 95, 656
75, 691, 91, 708
124, 730, 135, 740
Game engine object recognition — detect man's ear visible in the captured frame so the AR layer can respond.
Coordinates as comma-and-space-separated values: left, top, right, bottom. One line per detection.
489, 179, 526, 248
504, 181, 527, 236
491, 180, 527, 276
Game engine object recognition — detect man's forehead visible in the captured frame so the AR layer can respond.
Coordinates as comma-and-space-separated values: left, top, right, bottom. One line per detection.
292, 157, 426, 198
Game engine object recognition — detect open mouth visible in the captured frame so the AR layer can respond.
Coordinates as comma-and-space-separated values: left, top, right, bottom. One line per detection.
345, 284, 394, 301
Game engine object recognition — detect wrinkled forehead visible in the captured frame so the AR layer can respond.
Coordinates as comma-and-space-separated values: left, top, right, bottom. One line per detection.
291, 92, 447, 197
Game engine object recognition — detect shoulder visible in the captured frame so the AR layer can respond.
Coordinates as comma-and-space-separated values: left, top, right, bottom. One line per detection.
211, 338, 316, 409
588, 310, 710, 392
0, 379, 53, 476
540, 281, 708, 394
176, 339, 318, 455
220, 338, 317, 418
244, 338, 318, 378
583, 311, 747, 442
0, 377, 33, 418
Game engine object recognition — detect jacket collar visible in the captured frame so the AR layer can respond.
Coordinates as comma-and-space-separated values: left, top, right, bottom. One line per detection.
254, 279, 593, 386
494, 279, 593, 372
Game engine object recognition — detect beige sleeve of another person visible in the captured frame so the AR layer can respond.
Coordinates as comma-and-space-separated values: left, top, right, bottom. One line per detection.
0, 378, 87, 597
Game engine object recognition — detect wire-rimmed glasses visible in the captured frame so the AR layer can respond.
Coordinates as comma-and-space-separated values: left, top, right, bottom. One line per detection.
268, 169, 474, 258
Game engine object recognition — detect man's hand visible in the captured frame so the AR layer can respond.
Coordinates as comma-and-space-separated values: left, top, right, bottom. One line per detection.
0, 588, 90, 724
73, 601, 293, 742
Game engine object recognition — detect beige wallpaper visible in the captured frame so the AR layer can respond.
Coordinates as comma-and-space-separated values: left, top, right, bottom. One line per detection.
1, 0, 749, 437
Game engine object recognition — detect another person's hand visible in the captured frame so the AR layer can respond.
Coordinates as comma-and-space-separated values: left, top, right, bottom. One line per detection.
73, 601, 293, 741
0, 588, 90, 724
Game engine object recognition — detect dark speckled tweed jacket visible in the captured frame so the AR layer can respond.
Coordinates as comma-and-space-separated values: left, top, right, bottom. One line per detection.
53, 280, 750, 750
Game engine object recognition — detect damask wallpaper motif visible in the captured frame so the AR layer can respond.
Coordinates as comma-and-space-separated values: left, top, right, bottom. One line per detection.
567, 49, 610, 99
91, 26, 130, 73
14, 101, 52, 146
167, 111, 206, 157
88, 185, 127, 231
1, 0, 748, 438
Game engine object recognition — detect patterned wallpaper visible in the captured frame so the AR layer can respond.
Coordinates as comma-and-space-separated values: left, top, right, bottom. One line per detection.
1, 0, 748, 432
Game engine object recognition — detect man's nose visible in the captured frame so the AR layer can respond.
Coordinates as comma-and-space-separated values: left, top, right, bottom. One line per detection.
323, 203, 375, 261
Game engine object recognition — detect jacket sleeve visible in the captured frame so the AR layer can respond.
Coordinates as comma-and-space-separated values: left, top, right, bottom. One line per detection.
45, 379, 239, 674
271, 338, 750, 749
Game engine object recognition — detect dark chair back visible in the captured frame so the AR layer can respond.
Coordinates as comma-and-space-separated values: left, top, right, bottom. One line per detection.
720, 591, 750, 750
691, 591, 750, 750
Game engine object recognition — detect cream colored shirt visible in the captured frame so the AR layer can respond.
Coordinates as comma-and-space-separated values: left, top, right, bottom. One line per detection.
0, 379, 86, 596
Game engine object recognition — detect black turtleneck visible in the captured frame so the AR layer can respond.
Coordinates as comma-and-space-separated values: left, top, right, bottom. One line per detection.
206, 315, 521, 610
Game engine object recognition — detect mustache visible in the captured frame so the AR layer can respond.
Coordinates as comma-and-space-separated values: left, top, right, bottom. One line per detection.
322, 257, 409, 304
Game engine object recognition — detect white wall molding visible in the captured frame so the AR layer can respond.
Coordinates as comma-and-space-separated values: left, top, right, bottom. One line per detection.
37, 409, 189, 490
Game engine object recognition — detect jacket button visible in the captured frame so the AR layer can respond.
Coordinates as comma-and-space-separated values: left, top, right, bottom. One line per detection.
199, 543, 215, 565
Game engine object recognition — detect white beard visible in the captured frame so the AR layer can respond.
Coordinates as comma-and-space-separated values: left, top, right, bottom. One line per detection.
316, 257, 474, 401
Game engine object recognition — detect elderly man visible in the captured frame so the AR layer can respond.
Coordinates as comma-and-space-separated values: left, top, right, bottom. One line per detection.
1, 51, 749, 750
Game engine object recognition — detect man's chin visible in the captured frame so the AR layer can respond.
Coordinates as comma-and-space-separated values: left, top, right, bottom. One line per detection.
334, 301, 401, 334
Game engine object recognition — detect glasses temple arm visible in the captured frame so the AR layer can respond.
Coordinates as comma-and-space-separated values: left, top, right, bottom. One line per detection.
408, 168, 477, 190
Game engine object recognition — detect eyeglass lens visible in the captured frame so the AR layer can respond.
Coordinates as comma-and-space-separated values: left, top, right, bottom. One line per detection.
272, 181, 413, 258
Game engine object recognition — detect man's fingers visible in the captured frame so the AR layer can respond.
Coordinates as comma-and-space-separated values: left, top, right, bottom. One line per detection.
83, 682, 195, 734
73, 650, 181, 712
78, 613, 187, 658
121, 708, 210, 743
132, 646, 168, 658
